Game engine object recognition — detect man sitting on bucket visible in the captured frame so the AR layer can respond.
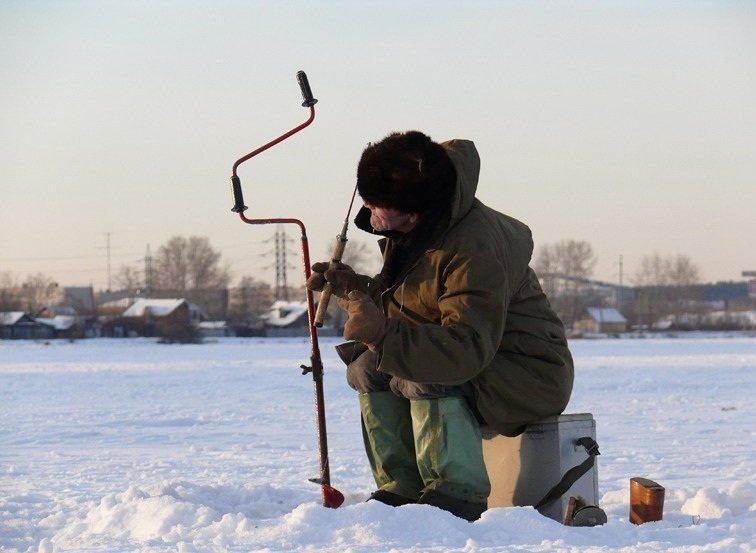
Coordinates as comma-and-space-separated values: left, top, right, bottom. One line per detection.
307, 131, 574, 521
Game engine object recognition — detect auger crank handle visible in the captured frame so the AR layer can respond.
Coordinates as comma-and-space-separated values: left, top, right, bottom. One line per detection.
230, 71, 318, 213
231, 175, 247, 213
297, 71, 318, 108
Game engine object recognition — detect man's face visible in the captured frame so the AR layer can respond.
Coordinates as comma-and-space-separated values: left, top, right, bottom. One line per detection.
363, 202, 420, 233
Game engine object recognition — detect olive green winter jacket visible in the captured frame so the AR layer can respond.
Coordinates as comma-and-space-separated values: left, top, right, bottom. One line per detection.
363, 138, 574, 437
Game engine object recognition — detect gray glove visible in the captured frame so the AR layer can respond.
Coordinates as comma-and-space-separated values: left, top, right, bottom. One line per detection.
306, 261, 380, 300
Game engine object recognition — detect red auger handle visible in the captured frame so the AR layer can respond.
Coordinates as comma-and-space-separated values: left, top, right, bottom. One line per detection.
230, 71, 318, 213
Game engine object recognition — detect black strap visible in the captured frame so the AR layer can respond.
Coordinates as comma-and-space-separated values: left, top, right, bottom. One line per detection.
534, 437, 600, 510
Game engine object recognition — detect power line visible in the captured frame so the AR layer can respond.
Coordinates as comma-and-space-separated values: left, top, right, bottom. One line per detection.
0, 252, 139, 262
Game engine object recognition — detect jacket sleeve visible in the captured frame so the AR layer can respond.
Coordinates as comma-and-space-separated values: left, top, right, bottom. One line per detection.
376, 242, 513, 385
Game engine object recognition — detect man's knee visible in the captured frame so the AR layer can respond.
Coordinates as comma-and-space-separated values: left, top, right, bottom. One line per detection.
390, 378, 449, 399
345, 348, 392, 393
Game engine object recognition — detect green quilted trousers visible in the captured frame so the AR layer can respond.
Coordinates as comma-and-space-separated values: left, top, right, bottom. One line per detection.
359, 392, 490, 506
359, 391, 424, 500
411, 396, 491, 505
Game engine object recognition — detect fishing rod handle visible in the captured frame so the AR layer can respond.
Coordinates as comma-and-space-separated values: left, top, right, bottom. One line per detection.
313, 235, 349, 327
314, 284, 333, 328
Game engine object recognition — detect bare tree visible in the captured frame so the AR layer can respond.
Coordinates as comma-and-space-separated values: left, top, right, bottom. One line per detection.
632, 253, 668, 329
533, 243, 560, 297
664, 254, 702, 323
633, 253, 669, 288
154, 236, 231, 294
19, 273, 61, 314
114, 265, 143, 293
228, 276, 274, 325
534, 240, 597, 327
558, 240, 597, 281
535, 240, 597, 288
631, 253, 702, 329
0, 272, 21, 311
666, 255, 701, 288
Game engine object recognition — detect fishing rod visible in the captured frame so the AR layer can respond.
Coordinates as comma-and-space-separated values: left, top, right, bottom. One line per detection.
229, 71, 344, 509
313, 183, 358, 327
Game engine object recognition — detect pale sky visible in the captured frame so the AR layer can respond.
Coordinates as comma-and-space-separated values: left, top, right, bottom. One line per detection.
1, 0, 755, 291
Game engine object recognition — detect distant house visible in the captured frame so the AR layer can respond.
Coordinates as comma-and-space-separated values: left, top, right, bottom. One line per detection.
121, 298, 205, 320
37, 305, 74, 317
0, 311, 54, 340
36, 305, 96, 339
105, 298, 206, 339
198, 320, 233, 338
35, 314, 78, 339
63, 286, 97, 316
260, 300, 339, 337
261, 300, 309, 330
573, 307, 628, 334
262, 300, 309, 328
98, 296, 139, 317
261, 301, 311, 337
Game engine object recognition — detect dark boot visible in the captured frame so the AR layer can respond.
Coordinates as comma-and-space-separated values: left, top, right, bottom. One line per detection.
418, 489, 487, 521
367, 489, 417, 507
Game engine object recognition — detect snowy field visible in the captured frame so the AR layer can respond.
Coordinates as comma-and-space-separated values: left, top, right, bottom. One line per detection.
1, 334, 754, 553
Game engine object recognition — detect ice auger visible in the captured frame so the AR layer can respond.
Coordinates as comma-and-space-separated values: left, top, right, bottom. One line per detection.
229, 71, 344, 509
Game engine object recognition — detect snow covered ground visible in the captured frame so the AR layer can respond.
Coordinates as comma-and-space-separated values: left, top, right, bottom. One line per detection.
1, 334, 754, 553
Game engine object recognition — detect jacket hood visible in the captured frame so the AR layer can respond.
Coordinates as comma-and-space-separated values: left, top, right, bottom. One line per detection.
440, 139, 480, 226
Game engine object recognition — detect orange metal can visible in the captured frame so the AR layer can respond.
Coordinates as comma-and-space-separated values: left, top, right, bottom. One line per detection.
629, 477, 665, 524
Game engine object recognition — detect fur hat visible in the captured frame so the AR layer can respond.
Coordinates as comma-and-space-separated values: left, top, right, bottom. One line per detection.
356, 131, 456, 214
